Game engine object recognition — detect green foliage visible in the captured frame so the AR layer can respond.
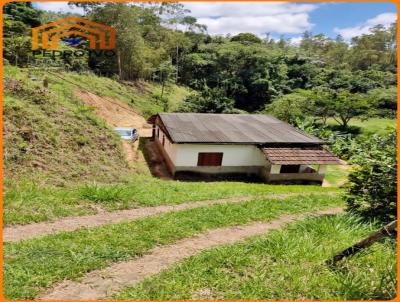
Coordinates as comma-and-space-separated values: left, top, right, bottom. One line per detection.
181, 41, 289, 111
3, 3, 41, 66
367, 87, 397, 118
265, 90, 313, 124
230, 33, 263, 44
345, 131, 397, 223
3, 2, 41, 27
329, 89, 371, 128
177, 86, 236, 113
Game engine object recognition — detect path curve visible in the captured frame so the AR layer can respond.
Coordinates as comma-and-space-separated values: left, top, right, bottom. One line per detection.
39, 207, 343, 300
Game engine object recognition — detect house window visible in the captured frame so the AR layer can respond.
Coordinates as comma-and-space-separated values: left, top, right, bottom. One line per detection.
197, 152, 223, 166
162, 135, 165, 146
280, 165, 300, 173
157, 128, 160, 138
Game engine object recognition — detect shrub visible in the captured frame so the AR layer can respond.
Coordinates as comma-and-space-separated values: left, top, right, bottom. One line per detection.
344, 131, 397, 223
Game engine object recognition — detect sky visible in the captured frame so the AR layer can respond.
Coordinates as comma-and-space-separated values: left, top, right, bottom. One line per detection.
33, 2, 397, 42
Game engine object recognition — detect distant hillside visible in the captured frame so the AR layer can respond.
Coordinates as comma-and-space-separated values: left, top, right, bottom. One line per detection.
3, 66, 190, 186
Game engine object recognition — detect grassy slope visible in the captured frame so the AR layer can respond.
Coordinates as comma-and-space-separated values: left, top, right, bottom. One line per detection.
4, 65, 190, 185
3, 66, 129, 186
117, 214, 396, 300
4, 194, 343, 300
39, 69, 191, 118
3, 66, 194, 224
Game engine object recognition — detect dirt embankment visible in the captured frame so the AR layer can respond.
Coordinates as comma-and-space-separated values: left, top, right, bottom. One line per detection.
75, 89, 152, 164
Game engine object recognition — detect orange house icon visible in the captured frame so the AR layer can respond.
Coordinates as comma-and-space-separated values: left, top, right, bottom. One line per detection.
32, 16, 115, 50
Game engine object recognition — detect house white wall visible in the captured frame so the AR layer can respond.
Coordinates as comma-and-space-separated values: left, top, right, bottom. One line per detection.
174, 144, 266, 167
155, 125, 177, 164
155, 125, 266, 168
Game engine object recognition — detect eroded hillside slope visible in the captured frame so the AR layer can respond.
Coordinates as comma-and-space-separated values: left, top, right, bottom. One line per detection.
3, 66, 189, 186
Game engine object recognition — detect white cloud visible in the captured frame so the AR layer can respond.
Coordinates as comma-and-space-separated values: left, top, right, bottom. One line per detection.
183, 2, 317, 18
33, 2, 317, 36
34, 2, 84, 14
334, 12, 397, 40
198, 14, 312, 36
184, 2, 318, 36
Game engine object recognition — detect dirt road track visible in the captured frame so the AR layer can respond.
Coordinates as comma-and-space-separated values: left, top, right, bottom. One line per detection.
39, 207, 343, 300
4, 193, 336, 242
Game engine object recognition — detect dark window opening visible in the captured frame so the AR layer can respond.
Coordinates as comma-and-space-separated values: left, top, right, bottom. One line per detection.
162, 136, 165, 146
197, 152, 223, 166
280, 165, 300, 173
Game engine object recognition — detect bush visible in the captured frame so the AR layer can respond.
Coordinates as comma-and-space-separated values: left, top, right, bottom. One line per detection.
344, 131, 397, 223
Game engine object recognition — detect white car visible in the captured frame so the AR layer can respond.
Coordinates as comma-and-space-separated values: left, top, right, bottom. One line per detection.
114, 127, 139, 141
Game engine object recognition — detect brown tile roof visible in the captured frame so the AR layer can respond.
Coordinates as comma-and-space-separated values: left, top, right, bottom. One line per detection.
157, 113, 324, 145
262, 147, 340, 165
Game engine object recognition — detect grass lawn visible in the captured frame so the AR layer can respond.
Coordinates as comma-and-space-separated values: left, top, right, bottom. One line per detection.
4, 176, 339, 225
4, 193, 343, 300
327, 118, 396, 135
116, 214, 396, 300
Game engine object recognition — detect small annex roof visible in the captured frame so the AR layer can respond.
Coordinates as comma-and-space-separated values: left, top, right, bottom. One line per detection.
156, 113, 324, 145
262, 147, 341, 165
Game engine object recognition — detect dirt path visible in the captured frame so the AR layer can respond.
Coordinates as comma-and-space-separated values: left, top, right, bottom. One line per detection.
75, 89, 152, 163
39, 207, 343, 300
3, 196, 248, 242
4, 193, 333, 242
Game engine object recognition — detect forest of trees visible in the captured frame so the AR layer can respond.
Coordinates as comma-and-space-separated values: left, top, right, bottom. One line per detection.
4, 2, 397, 121
3, 2, 397, 222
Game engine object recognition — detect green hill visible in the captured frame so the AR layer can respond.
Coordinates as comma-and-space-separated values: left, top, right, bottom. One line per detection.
3, 65, 189, 186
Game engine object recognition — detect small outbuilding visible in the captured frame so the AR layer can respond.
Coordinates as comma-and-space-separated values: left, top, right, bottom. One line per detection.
148, 113, 340, 184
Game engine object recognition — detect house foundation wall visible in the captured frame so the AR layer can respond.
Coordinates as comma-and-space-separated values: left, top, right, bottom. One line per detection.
263, 172, 324, 184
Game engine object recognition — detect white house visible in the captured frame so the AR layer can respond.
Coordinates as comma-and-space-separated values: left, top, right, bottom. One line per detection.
148, 113, 340, 184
